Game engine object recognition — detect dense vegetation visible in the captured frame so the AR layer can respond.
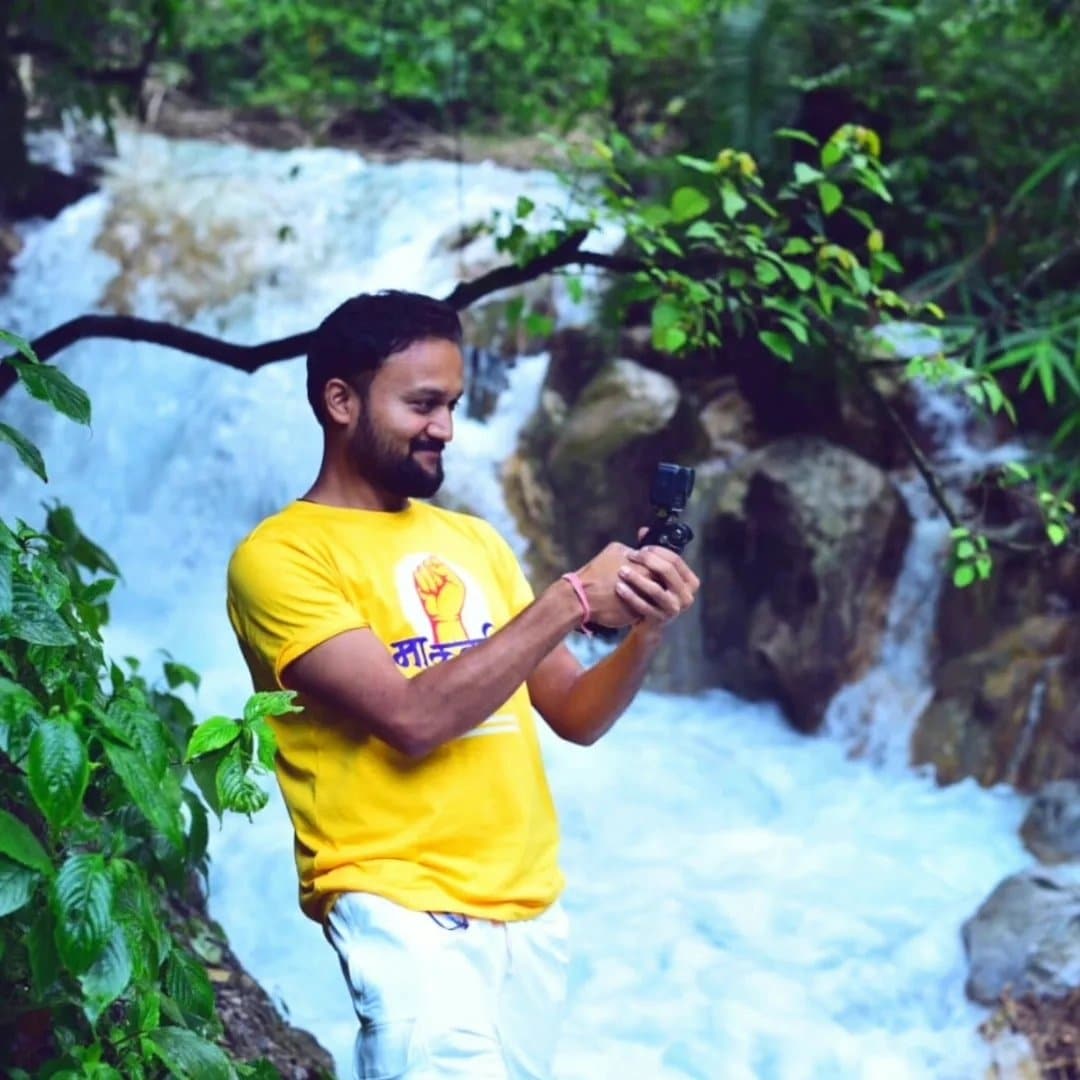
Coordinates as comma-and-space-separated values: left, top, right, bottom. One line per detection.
0, 338, 296, 1076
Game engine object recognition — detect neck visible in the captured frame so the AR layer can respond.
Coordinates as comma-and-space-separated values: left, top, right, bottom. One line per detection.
302, 455, 408, 513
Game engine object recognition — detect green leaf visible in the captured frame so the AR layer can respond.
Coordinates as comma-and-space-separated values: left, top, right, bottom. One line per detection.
821, 141, 844, 169
955, 539, 977, 560
1048, 522, 1069, 545
80, 931, 134, 1024
189, 753, 224, 820
112, 861, 169, 980
759, 331, 794, 362
252, 718, 278, 771
52, 853, 113, 973
819, 182, 843, 215
27, 904, 61, 995
9, 360, 91, 425
216, 752, 270, 816
0, 327, 40, 363
720, 182, 746, 219
0, 421, 47, 481
794, 162, 824, 185
11, 580, 76, 646
0, 808, 53, 874
0, 855, 39, 916
754, 261, 782, 285
782, 237, 814, 256
165, 948, 216, 1022
670, 186, 710, 223
514, 195, 535, 218
146, 1027, 233, 1080
29, 719, 89, 828
774, 128, 819, 146
185, 716, 242, 761
660, 326, 688, 353
783, 264, 814, 292
183, 789, 210, 866
523, 312, 554, 338
780, 317, 810, 345
953, 564, 976, 588
163, 661, 201, 691
104, 742, 185, 851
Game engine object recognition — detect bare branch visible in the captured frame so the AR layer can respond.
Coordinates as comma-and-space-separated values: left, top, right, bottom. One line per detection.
0, 232, 643, 398
0, 316, 312, 398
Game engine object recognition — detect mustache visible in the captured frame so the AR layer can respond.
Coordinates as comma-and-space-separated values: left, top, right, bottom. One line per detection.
410, 438, 445, 454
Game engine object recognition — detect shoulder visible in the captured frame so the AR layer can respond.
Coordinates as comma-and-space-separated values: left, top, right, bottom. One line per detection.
228, 504, 318, 586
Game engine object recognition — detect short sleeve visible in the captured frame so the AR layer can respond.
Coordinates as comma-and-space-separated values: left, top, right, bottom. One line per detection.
477, 522, 535, 619
227, 533, 368, 687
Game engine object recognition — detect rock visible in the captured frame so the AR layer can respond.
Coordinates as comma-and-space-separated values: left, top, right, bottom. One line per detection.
170, 878, 336, 1078
549, 358, 680, 475
501, 450, 568, 584
964, 870, 1080, 1005
697, 378, 760, 458
981, 1026, 1042, 1080
982, 986, 1080, 1077
911, 615, 1080, 791
697, 436, 911, 731
1022, 780, 1080, 864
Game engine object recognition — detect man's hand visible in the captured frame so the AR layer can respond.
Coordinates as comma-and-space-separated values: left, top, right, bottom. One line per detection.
574, 542, 639, 628
615, 543, 699, 638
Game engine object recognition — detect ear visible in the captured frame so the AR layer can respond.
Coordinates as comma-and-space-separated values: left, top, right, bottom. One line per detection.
323, 377, 358, 426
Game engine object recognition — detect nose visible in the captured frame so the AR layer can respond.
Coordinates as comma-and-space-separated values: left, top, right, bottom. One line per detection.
427, 405, 453, 443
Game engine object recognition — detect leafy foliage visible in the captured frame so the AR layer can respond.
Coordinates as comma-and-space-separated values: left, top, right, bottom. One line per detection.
0, 332, 281, 1078
179, 0, 728, 132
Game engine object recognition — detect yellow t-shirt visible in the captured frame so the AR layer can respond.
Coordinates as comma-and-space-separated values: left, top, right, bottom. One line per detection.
226, 498, 564, 923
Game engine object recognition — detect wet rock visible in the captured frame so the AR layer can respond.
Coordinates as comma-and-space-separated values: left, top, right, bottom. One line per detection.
548, 358, 679, 475
964, 870, 1080, 1006
1022, 781, 1080, 864
911, 616, 1080, 791
697, 377, 760, 459
697, 436, 910, 731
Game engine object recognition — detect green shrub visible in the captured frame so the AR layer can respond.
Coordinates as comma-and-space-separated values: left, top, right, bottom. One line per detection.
0, 332, 285, 1079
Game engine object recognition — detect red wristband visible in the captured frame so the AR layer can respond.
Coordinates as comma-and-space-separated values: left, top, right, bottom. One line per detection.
561, 572, 594, 637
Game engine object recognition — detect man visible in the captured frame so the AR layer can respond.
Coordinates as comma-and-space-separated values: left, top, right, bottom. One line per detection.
226, 290, 699, 1080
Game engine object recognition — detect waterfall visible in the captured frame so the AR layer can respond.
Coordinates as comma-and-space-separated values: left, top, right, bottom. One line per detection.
1, 131, 1031, 1079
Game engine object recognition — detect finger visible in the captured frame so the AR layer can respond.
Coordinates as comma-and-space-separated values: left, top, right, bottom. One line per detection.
625, 552, 694, 604
615, 576, 674, 622
630, 546, 696, 586
618, 567, 682, 618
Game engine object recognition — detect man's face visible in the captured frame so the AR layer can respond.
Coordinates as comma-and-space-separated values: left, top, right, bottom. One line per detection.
349, 338, 465, 499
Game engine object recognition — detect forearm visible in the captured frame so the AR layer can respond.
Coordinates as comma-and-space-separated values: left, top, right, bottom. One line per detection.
547, 624, 665, 745
399, 581, 581, 755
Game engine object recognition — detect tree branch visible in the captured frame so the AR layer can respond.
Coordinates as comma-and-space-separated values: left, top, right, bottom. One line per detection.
0, 232, 646, 399
0, 316, 313, 398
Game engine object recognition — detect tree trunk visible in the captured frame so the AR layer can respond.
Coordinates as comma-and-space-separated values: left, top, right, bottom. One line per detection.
0, 6, 31, 217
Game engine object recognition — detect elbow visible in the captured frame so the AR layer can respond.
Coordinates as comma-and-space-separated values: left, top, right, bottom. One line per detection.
549, 717, 601, 747
380, 709, 444, 760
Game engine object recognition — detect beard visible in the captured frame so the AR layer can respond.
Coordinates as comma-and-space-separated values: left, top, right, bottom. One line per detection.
349, 410, 445, 498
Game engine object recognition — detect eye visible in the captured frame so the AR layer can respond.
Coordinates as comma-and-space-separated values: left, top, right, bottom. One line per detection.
448, 397, 461, 413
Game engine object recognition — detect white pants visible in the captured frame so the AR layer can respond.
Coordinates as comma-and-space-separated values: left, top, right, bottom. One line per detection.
325, 892, 570, 1080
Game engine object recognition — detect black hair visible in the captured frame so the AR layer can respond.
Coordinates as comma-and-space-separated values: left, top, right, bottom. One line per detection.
306, 290, 463, 424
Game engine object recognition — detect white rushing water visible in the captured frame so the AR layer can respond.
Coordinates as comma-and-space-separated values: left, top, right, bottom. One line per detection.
1, 132, 1033, 1079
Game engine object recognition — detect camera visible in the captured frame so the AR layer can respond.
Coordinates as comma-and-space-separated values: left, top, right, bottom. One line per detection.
638, 463, 695, 554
